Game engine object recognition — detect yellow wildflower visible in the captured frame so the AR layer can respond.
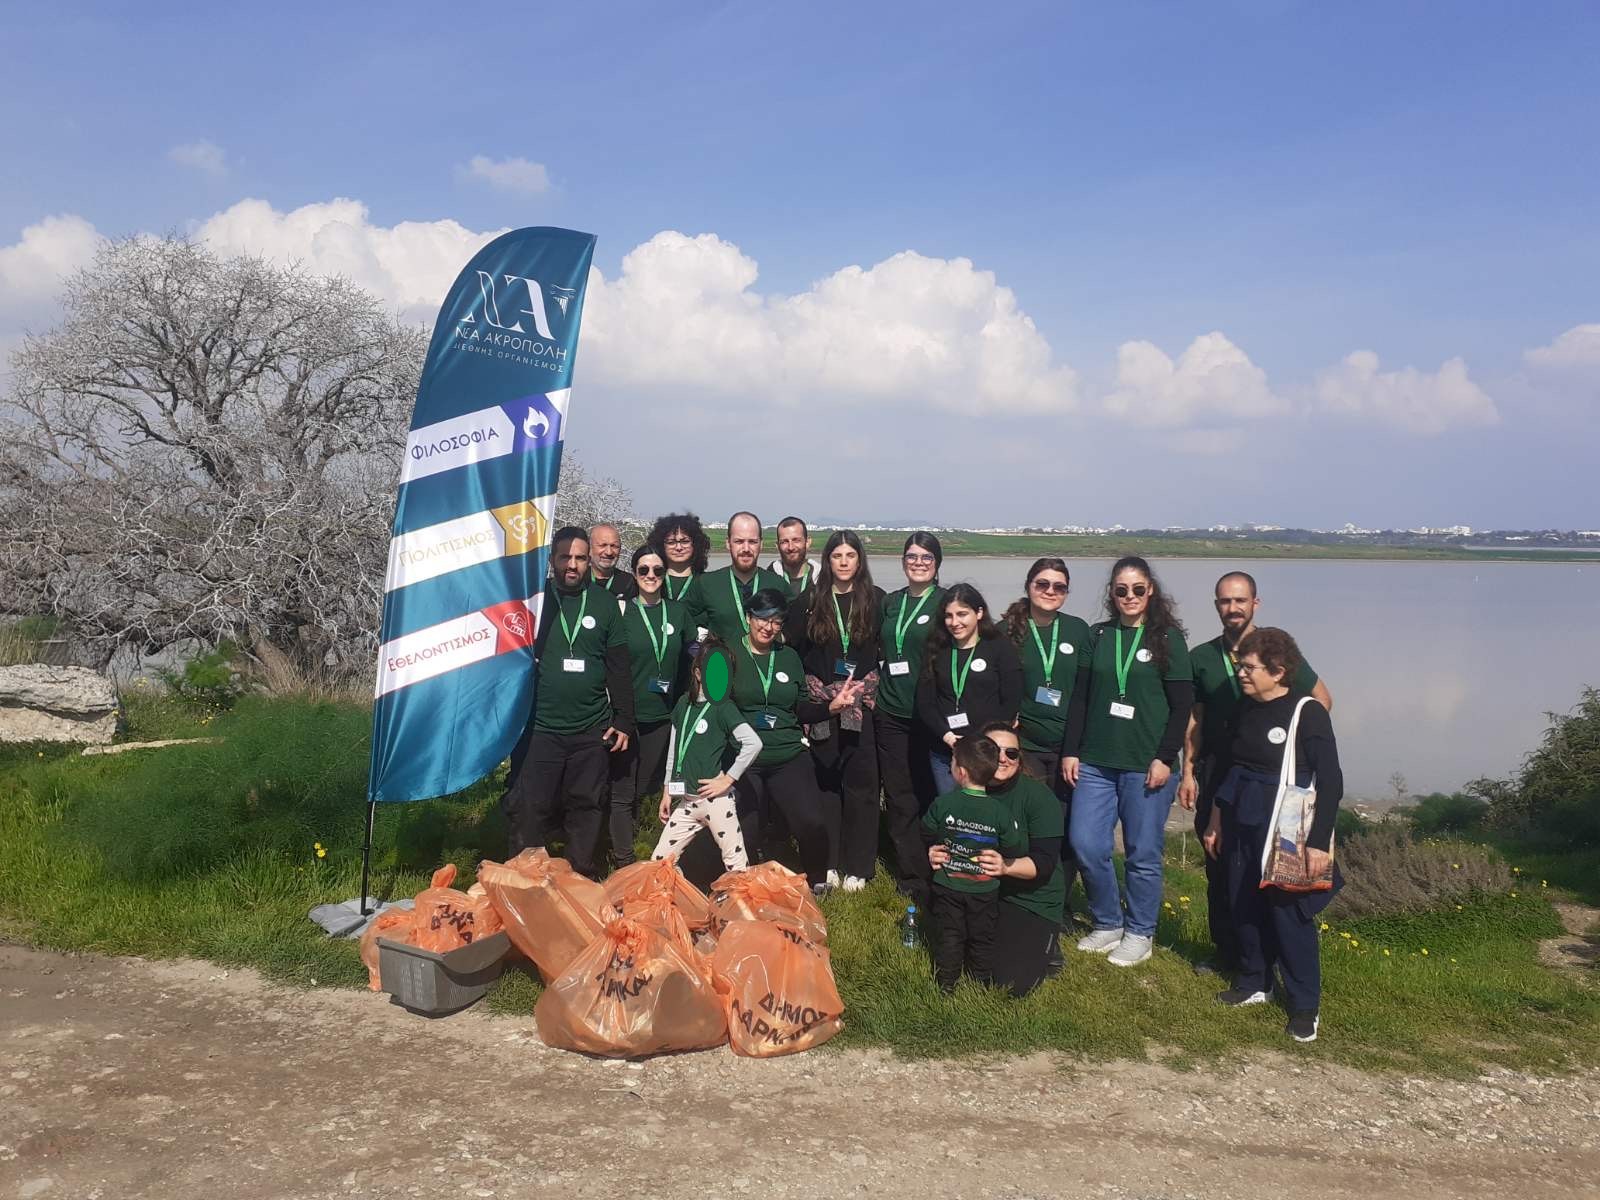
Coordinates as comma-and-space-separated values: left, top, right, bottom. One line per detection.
1420, 948, 1429, 956
316, 847, 327, 859
1179, 895, 1190, 903
1382, 948, 1390, 957
1339, 931, 1351, 939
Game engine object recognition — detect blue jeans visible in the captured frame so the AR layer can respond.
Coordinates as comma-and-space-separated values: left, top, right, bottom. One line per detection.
1068, 762, 1177, 937
928, 747, 955, 797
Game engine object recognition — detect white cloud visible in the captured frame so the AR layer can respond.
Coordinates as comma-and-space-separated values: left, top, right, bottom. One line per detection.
460, 155, 551, 195
0, 214, 101, 323
1525, 324, 1600, 371
1312, 350, 1498, 434
1102, 332, 1285, 428
581, 231, 1078, 413
167, 140, 228, 177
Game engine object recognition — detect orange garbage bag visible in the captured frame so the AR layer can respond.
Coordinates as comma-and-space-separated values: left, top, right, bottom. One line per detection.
479, 853, 616, 982
603, 858, 711, 930
359, 907, 415, 991
408, 864, 504, 954
708, 862, 828, 943
619, 890, 697, 958
535, 917, 728, 1058
709, 918, 845, 1057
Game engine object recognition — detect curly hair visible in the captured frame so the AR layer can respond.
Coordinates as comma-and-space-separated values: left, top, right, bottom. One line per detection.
646, 512, 710, 574
924, 583, 1001, 668
1236, 626, 1303, 686
1100, 556, 1185, 673
1003, 558, 1070, 642
805, 530, 880, 649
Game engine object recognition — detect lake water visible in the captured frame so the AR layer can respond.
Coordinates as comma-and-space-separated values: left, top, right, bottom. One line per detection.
860, 555, 1600, 799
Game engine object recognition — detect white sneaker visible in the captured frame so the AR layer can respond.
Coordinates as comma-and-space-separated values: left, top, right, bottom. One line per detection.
1076, 927, 1123, 953
826, 869, 841, 889
1108, 933, 1154, 967
841, 875, 867, 892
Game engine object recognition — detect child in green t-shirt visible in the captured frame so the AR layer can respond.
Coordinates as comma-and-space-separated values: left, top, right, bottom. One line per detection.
651, 645, 762, 873
921, 737, 1025, 991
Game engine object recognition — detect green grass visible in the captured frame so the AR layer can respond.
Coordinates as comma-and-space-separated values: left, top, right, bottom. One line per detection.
2, 694, 1596, 1074
1476, 834, 1600, 907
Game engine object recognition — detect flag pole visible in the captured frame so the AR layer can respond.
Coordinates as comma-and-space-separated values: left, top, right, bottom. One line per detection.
359, 800, 377, 916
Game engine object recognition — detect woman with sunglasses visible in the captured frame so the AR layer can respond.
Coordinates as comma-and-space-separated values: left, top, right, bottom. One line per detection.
917, 583, 1023, 796
1003, 559, 1092, 789
1060, 556, 1194, 968
606, 543, 690, 868
646, 511, 710, 602
784, 530, 884, 892
731, 587, 861, 892
876, 532, 945, 907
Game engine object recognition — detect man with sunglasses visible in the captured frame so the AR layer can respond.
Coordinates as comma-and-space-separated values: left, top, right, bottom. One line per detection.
683, 511, 787, 647
1179, 571, 1332, 973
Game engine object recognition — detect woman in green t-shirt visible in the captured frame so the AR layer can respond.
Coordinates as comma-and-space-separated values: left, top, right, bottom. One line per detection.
647, 511, 710, 603
607, 544, 689, 867
1060, 556, 1194, 968
875, 532, 945, 908
1002, 557, 1092, 789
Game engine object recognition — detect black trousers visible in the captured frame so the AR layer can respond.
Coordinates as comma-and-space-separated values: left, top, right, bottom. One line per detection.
499, 724, 610, 878
606, 718, 671, 868
1021, 747, 1079, 920
1222, 805, 1323, 1013
735, 753, 829, 887
1194, 762, 1239, 969
877, 708, 937, 906
930, 884, 1000, 989
812, 710, 880, 880
990, 901, 1061, 998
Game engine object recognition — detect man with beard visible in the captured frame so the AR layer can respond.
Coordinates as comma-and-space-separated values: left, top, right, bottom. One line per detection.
684, 512, 786, 646
587, 523, 637, 600
499, 526, 635, 877
768, 515, 820, 600
1178, 570, 1332, 972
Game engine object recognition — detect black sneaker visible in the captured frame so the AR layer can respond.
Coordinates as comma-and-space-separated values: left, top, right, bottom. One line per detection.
1216, 987, 1270, 1007
1287, 1011, 1320, 1042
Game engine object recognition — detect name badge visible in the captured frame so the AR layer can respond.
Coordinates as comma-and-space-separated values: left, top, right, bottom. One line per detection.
562, 658, 586, 673
947, 712, 970, 730
648, 677, 672, 695
754, 712, 778, 730
1109, 701, 1136, 720
666, 780, 687, 797
834, 658, 857, 678
1035, 686, 1063, 707
888, 660, 911, 676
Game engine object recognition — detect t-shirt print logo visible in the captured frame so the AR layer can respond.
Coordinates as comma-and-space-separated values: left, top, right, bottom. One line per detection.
945, 814, 956, 825
1268, 727, 1288, 744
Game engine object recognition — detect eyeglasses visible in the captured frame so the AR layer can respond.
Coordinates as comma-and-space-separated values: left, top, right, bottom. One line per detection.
903, 553, 937, 565
1113, 583, 1149, 598
1031, 579, 1068, 595
1236, 661, 1271, 676
663, 534, 692, 546
635, 565, 664, 578
993, 746, 1021, 760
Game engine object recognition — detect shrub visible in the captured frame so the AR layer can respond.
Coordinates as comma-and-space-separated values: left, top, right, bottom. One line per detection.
157, 641, 245, 710
1484, 687, 1600, 844
1405, 791, 1488, 836
1329, 825, 1512, 920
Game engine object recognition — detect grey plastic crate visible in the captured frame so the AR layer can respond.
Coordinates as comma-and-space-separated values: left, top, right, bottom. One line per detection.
378, 930, 510, 1016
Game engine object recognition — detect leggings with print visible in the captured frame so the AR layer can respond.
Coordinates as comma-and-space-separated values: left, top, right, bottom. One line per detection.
652, 792, 749, 872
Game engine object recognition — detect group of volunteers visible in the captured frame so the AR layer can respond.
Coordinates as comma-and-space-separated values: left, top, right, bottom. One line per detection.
499, 511, 1344, 1043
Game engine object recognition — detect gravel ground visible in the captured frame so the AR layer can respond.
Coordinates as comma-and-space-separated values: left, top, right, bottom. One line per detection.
2, 942, 1598, 1200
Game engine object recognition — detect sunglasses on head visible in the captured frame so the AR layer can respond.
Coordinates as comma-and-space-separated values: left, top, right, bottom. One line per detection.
1113, 583, 1149, 598
1031, 579, 1068, 594
635, 564, 664, 577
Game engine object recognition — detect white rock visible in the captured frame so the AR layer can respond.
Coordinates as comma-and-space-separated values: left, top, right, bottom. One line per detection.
0, 665, 119, 744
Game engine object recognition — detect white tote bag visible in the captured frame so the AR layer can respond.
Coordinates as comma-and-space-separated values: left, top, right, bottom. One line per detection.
1259, 697, 1335, 892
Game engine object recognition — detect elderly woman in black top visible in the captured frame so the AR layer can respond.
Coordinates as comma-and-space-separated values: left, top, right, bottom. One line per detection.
1201, 626, 1342, 1043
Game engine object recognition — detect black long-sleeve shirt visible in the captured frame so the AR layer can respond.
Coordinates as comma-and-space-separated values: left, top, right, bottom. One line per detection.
1214, 690, 1343, 850
783, 585, 884, 681
916, 630, 1023, 740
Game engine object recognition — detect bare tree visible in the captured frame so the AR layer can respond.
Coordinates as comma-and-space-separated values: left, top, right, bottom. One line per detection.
1, 236, 632, 681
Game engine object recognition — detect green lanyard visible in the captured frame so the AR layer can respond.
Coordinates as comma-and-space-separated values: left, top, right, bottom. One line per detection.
557, 590, 589, 654
1029, 615, 1060, 686
1113, 624, 1146, 699
1224, 643, 1242, 698
634, 598, 668, 672
727, 570, 753, 633
832, 591, 851, 658
788, 562, 811, 597
674, 701, 712, 777
893, 588, 934, 657
745, 638, 777, 704
597, 573, 615, 593
950, 646, 976, 706
666, 572, 693, 601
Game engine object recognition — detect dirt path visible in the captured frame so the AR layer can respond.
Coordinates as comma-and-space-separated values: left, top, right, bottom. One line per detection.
3, 943, 1598, 1200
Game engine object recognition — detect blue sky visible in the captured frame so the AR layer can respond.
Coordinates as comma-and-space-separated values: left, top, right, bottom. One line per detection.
3, 1, 1597, 529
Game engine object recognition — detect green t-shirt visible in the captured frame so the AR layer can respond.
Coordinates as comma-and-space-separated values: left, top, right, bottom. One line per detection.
1016, 612, 1093, 752
533, 583, 628, 734
1190, 634, 1320, 759
921, 786, 1025, 895
875, 585, 944, 719
665, 694, 746, 797
663, 570, 697, 603
622, 597, 688, 725
685, 565, 787, 647
993, 773, 1066, 921
1074, 621, 1192, 772
729, 639, 808, 767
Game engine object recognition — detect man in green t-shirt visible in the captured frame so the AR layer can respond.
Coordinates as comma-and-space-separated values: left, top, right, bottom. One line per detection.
499, 527, 636, 878
684, 511, 786, 646
1178, 570, 1333, 971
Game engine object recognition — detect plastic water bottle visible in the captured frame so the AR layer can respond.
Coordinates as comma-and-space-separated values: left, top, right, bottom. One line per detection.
900, 904, 919, 948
